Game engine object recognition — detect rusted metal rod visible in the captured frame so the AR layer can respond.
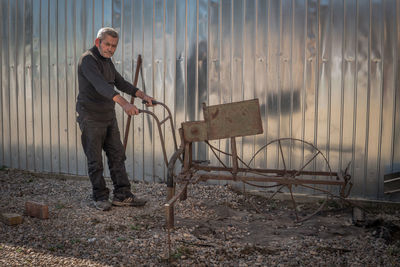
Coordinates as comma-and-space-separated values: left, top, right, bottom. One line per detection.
190, 164, 338, 177
195, 173, 345, 186
123, 55, 142, 151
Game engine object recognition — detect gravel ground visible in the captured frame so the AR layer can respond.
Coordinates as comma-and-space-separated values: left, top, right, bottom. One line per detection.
1, 168, 400, 266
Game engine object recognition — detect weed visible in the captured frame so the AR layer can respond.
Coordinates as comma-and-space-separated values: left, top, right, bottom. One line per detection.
55, 202, 65, 209
387, 243, 400, 256
170, 246, 191, 259
130, 224, 141, 231
48, 243, 64, 252
70, 239, 80, 244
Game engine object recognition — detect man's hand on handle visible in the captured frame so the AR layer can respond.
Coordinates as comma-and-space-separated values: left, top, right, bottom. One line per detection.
113, 89, 155, 116
142, 94, 155, 107
113, 94, 140, 116
122, 102, 140, 116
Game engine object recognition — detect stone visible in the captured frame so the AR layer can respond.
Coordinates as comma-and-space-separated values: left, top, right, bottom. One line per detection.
1, 213, 23, 225
25, 201, 49, 219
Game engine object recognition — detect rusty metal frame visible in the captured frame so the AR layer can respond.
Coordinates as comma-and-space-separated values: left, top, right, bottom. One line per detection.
134, 98, 352, 228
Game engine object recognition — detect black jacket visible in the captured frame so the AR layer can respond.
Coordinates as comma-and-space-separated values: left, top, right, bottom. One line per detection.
76, 45, 138, 121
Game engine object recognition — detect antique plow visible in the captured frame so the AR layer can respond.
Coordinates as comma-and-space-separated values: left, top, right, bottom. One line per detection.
127, 97, 352, 227
163, 99, 352, 227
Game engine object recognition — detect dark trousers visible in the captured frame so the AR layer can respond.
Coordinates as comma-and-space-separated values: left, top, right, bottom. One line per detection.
79, 117, 132, 201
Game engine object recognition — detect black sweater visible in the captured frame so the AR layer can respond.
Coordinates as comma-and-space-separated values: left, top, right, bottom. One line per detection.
76, 45, 138, 121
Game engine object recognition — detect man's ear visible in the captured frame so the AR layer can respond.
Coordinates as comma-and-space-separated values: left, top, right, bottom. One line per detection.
95, 38, 100, 48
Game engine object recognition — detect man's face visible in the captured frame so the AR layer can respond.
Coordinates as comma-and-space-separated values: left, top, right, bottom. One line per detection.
95, 34, 118, 58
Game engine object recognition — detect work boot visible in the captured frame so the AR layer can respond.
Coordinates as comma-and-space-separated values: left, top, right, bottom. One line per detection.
112, 195, 147, 207
93, 200, 112, 211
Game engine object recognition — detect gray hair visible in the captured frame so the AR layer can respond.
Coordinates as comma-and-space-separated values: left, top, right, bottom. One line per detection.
96, 27, 119, 41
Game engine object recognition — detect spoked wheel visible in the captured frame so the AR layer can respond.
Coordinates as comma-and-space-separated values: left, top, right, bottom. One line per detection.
244, 138, 338, 222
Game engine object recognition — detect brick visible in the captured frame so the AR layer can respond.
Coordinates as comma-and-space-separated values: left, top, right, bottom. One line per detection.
1, 213, 23, 226
25, 201, 49, 219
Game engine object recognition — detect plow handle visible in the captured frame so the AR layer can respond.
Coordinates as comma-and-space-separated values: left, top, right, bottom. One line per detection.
123, 55, 142, 151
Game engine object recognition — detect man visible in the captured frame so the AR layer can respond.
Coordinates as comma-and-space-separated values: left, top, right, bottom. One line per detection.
76, 27, 153, 211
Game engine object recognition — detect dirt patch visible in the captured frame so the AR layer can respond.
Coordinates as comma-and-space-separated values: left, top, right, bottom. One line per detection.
1, 168, 400, 266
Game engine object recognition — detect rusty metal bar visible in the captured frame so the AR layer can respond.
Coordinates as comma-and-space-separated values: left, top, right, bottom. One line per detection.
196, 173, 345, 186
123, 55, 142, 151
231, 137, 238, 178
191, 164, 338, 177
138, 109, 168, 167
165, 180, 190, 229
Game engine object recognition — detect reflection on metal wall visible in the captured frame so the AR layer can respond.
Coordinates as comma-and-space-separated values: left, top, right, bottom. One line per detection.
1, 0, 399, 201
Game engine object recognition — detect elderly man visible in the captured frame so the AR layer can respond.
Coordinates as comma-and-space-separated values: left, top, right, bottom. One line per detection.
76, 27, 153, 211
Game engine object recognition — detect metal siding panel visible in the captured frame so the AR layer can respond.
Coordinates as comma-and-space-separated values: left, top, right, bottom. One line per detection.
380, 0, 396, 186
153, 0, 165, 182
380, 0, 398, 200
175, 0, 185, 139
84, 0, 94, 52
220, 0, 232, 166
0, 0, 5, 167
342, 0, 356, 183
304, 0, 318, 147
32, 0, 42, 171
367, 0, 383, 198
301, 0, 318, 194
354, 1, 370, 197
17, 0, 27, 170
208, 0, 220, 169
94, 0, 103, 31
243, 0, 255, 168
329, 0, 343, 174
75, 0, 88, 175
187, 0, 197, 125
66, 0, 78, 175
9, 0, 19, 168
41, 0, 52, 172
316, 0, 330, 172
104, 0, 112, 27
197, 0, 208, 160
133, 0, 144, 182
122, 0, 134, 178
280, 0, 292, 171
314, 0, 331, 196
266, 0, 281, 169
394, 0, 400, 174
58, 0, 68, 173
232, 0, 243, 163
291, 0, 306, 172
164, 0, 177, 166
254, 0, 268, 170
25, 0, 35, 171
142, 0, 154, 182
49, 0, 59, 172
2, 0, 12, 169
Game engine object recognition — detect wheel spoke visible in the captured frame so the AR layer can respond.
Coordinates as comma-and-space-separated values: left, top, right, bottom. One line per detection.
292, 151, 321, 178
278, 140, 287, 172
266, 184, 286, 202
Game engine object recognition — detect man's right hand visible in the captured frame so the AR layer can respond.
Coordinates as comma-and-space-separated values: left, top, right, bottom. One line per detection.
122, 103, 140, 116
113, 94, 140, 116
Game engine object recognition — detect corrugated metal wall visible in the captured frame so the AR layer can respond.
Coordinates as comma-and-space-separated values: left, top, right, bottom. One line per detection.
1, 0, 399, 201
